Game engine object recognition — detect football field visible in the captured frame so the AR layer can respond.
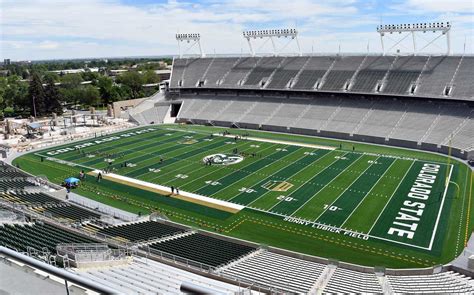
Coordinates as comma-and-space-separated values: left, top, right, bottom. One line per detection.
38, 126, 453, 251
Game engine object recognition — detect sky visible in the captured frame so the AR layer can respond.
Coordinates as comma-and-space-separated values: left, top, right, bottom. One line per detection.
1, 0, 473, 60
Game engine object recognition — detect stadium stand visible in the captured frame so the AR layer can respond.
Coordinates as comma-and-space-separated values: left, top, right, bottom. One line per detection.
148, 233, 256, 268
381, 56, 428, 94
72, 256, 242, 294
0, 222, 96, 253
43, 204, 101, 221
0, 191, 62, 206
175, 94, 474, 159
220, 250, 327, 293
323, 267, 384, 293
350, 55, 395, 92
292, 56, 335, 90
97, 221, 185, 242
387, 271, 474, 293
319, 56, 365, 91
171, 55, 474, 100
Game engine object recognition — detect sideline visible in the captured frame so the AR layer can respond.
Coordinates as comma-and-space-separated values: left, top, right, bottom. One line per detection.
88, 170, 245, 214
214, 133, 336, 151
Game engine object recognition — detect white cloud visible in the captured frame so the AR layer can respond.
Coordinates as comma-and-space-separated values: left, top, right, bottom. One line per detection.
0, 0, 472, 60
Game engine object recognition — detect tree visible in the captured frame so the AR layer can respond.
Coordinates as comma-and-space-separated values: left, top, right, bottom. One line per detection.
43, 76, 63, 115
79, 85, 100, 106
97, 76, 113, 104
28, 72, 46, 116
117, 71, 143, 98
143, 69, 160, 84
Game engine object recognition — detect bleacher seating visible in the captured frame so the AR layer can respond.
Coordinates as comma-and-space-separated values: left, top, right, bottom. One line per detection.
221, 251, 327, 293
320, 56, 365, 91
148, 233, 256, 267
43, 204, 101, 221
73, 256, 241, 294
0, 191, 62, 206
324, 267, 383, 293
176, 95, 474, 154
243, 57, 283, 87
387, 271, 474, 293
98, 221, 184, 242
0, 222, 96, 253
292, 56, 335, 90
266, 56, 308, 89
351, 56, 395, 92
171, 55, 474, 100
0, 179, 38, 191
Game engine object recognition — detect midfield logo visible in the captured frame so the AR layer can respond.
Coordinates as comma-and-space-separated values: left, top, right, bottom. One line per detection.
203, 154, 244, 165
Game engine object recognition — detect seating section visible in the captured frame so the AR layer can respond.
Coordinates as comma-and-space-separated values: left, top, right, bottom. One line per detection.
171, 55, 474, 100
451, 57, 474, 98
98, 221, 184, 242
324, 268, 383, 293
74, 256, 241, 294
351, 56, 394, 92
0, 191, 62, 206
382, 56, 427, 94
177, 95, 474, 152
416, 56, 460, 96
266, 56, 308, 89
387, 271, 474, 294
148, 233, 256, 267
292, 56, 335, 90
0, 179, 37, 191
43, 204, 101, 221
320, 56, 365, 91
0, 222, 96, 253
221, 251, 327, 293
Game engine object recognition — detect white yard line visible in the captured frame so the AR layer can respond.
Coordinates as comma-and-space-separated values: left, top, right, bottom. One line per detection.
427, 163, 454, 251
246, 150, 338, 207
207, 145, 305, 198
270, 152, 356, 213
250, 207, 432, 250
313, 156, 381, 222
368, 160, 416, 234
340, 158, 398, 228
152, 140, 254, 184
179, 144, 279, 191
213, 133, 336, 151
227, 151, 310, 203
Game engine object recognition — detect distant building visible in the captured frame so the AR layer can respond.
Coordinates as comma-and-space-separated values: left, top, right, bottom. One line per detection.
3, 59, 11, 66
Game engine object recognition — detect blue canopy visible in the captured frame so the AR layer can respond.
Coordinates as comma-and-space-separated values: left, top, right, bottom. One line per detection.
64, 177, 80, 184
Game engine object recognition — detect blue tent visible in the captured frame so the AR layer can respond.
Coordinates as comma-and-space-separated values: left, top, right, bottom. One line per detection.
64, 177, 80, 184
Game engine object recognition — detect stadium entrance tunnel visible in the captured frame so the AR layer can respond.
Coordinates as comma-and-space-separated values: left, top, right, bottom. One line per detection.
171, 102, 182, 118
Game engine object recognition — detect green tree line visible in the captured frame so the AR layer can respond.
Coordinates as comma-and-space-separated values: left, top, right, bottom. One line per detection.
0, 69, 162, 118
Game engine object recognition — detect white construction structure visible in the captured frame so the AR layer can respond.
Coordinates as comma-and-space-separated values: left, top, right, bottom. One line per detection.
243, 29, 301, 56
377, 22, 451, 55
176, 33, 204, 58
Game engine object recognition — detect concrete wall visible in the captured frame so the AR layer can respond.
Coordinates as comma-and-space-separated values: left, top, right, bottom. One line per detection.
112, 98, 148, 118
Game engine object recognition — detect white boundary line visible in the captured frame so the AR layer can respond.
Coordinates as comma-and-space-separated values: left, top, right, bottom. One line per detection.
213, 133, 336, 151
249, 207, 431, 250
427, 163, 454, 251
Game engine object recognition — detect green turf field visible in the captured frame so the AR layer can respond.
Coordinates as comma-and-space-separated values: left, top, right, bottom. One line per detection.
13, 124, 473, 268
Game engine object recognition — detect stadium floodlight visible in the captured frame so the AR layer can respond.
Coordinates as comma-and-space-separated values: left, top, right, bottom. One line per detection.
175, 33, 204, 58
377, 22, 451, 55
243, 29, 301, 56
